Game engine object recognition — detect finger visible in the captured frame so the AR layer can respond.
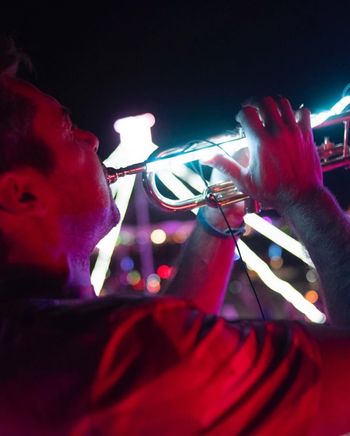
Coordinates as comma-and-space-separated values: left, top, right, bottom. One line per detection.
254, 96, 284, 130
277, 97, 297, 127
236, 106, 264, 141
204, 153, 246, 185
295, 107, 312, 132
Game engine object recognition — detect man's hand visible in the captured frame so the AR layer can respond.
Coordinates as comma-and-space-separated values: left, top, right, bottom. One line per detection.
201, 166, 246, 232
201, 145, 249, 231
210, 96, 323, 212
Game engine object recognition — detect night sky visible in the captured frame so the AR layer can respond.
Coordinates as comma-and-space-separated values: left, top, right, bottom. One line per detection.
3, 2, 350, 204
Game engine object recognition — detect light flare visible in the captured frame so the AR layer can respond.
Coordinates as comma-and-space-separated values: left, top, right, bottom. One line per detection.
91, 113, 157, 294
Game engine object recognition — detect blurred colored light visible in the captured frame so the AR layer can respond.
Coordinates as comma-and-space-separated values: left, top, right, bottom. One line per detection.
306, 269, 318, 283
173, 230, 188, 243
147, 281, 161, 293
120, 256, 134, 272
147, 273, 161, 293
157, 264, 172, 279
244, 213, 314, 268
133, 278, 145, 291
127, 270, 141, 285
120, 230, 134, 245
270, 257, 284, 270
305, 290, 319, 304
262, 216, 273, 225
150, 229, 167, 244
221, 304, 238, 321
268, 243, 282, 259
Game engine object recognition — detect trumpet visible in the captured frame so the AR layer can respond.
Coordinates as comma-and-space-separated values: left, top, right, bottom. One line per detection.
106, 109, 350, 212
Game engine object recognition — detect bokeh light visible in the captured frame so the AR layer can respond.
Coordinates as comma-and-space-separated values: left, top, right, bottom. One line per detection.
147, 273, 161, 293
270, 257, 284, 270
133, 278, 145, 291
119, 230, 134, 246
120, 256, 134, 272
268, 243, 282, 259
150, 229, 167, 244
127, 270, 141, 285
305, 290, 319, 304
306, 269, 318, 283
157, 264, 172, 279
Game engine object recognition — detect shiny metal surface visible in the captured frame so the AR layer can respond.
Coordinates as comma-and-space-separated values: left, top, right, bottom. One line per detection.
106, 111, 350, 212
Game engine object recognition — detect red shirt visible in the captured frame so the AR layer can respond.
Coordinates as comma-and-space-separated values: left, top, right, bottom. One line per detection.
0, 296, 340, 435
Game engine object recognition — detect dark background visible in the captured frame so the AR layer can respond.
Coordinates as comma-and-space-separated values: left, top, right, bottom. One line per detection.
2, 2, 350, 158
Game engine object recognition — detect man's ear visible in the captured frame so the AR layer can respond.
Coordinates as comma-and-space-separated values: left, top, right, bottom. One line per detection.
0, 169, 49, 216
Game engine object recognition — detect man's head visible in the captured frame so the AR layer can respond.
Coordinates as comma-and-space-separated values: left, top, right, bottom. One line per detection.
0, 38, 55, 176
0, 38, 119, 296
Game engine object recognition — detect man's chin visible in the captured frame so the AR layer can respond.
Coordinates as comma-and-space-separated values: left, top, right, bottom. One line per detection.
103, 204, 120, 236
112, 204, 120, 227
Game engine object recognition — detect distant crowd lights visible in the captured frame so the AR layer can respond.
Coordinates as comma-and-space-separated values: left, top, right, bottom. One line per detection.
118, 255, 174, 293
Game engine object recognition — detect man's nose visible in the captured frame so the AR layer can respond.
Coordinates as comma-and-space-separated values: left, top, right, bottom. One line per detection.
76, 128, 99, 152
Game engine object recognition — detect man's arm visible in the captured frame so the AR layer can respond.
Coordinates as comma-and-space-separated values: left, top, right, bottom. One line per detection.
210, 96, 350, 326
282, 187, 350, 326
164, 209, 237, 315
164, 155, 246, 316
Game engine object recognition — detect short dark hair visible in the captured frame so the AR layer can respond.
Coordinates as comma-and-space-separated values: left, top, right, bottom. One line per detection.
0, 37, 55, 175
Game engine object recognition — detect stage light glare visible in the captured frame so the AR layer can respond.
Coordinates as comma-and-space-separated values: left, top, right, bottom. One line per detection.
237, 240, 326, 324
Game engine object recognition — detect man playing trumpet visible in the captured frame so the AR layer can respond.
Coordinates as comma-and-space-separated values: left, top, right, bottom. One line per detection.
0, 37, 349, 435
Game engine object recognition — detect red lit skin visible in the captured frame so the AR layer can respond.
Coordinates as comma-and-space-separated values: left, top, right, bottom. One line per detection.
205, 96, 350, 328
0, 78, 119, 299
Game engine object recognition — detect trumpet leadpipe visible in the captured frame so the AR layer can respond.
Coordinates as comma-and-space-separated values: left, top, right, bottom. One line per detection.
106, 134, 247, 185
106, 162, 147, 184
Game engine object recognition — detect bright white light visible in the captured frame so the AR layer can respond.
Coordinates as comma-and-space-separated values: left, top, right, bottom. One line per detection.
146, 136, 248, 173
114, 113, 155, 134
311, 96, 350, 127
217, 137, 248, 155
91, 113, 158, 295
157, 170, 200, 209
91, 176, 136, 294
146, 146, 219, 172
237, 240, 326, 323
244, 213, 314, 267
169, 166, 206, 192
